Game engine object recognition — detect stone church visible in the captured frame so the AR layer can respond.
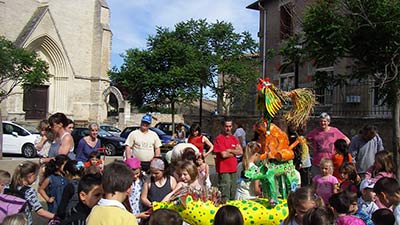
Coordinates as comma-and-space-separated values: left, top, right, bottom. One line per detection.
0, 0, 111, 122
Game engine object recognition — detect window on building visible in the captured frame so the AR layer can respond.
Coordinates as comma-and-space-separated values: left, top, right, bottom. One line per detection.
280, 3, 293, 40
314, 67, 334, 105
280, 74, 295, 91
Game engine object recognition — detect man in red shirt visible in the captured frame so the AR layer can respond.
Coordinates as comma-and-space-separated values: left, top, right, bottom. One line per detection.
213, 117, 243, 200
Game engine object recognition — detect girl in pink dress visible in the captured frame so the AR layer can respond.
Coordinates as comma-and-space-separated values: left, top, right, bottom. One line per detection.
312, 158, 339, 204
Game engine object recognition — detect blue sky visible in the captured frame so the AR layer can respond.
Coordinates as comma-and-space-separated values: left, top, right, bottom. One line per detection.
108, 0, 260, 68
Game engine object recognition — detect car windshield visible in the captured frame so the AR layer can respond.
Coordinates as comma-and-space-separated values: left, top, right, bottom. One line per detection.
150, 127, 166, 136
13, 122, 38, 134
98, 129, 112, 137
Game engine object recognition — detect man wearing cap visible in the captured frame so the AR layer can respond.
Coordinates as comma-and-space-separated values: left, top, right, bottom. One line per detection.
125, 114, 162, 171
213, 117, 243, 200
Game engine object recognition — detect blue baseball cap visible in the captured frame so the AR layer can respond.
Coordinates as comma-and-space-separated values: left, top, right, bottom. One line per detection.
141, 114, 152, 124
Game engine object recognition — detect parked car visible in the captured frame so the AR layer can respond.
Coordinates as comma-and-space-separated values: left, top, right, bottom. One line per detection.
120, 126, 174, 151
154, 122, 213, 143
2, 121, 40, 158
155, 122, 190, 137
72, 127, 126, 156
100, 124, 121, 136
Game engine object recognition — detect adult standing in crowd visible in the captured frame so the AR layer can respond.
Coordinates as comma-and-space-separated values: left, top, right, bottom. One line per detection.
125, 114, 161, 171
76, 122, 101, 162
233, 122, 246, 149
213, 117, 243, 200
306, 112, 349, 176
188, 123, 214, 158
47, 112, 75, 159
65, 118, 74, 134
350, 125, 384, 175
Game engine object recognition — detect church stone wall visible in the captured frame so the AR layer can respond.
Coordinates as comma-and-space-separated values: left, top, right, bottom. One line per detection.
0, 0, 111, 123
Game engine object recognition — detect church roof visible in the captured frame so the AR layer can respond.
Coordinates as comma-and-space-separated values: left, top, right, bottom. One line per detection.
15, 6, 49, 47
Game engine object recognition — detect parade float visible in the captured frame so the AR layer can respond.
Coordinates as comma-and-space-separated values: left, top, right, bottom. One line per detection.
153, 78, 315, 225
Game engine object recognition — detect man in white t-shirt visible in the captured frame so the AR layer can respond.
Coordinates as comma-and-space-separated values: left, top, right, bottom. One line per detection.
125, 114, 162, 171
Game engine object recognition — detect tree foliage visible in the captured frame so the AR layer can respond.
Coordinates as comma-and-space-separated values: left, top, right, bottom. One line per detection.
0, 36, 49, 158
110, 19, 258, 115
302, 0, 400, 175
0, 36, 49, 103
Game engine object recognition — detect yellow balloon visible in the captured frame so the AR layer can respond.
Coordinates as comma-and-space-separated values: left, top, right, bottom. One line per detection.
153, 196, 288, 225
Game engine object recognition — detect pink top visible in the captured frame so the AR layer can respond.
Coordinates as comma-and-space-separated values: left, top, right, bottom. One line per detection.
313, 174, 338, 204
307, 127, 348, 166
335, 215, 365, 225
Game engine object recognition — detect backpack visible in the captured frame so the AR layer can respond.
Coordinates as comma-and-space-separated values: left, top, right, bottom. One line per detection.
0, 187, 29, 223
65, 179, 79, 216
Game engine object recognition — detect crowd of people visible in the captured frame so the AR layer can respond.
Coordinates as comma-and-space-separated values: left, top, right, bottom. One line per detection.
0, 111, 397, 225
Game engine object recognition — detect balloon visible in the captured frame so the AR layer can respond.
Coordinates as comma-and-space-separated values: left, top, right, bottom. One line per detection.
153, 196, 288, 225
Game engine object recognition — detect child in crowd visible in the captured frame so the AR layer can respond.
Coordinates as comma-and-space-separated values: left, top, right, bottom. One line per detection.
365, 150, 396, 208
338, 162, 358, 193
372, 208, 395, 225
34, 120, 52, 158
196, 154, 211, 188
1, 213, 27, 225
235, 141, 261, 200
57, 160, 84, 220
7, 161, 54, 225
312, 158, 338, 204
61, 173, 103, 225
329, 191, 365, 225
124, 157, 149, 222
347, 190, 374, 225
365, 150, 396, 183
332, 139, 352, 183
0, 170, 11, 194
164, 161, 202, 201
149, 208, 183, 225
84, 151, 104, 172
280, 187, 324, 225
214, 205, 244, 225
141, 157, 177, 210
357, 179, 378, 217
373, 177, 400, 224
86, 161, 137, 225
38, 154, 69, 213
302, 207, 334, 225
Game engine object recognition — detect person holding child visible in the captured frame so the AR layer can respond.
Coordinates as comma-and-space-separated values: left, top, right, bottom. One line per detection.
87, 161, 138, 225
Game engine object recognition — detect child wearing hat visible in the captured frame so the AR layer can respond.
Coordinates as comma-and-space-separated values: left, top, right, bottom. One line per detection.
125, 158, 150, 222
357, 179, 378, 217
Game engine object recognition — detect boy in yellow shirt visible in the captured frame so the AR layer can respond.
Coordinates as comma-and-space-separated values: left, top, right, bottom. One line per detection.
87, 161, 137, 225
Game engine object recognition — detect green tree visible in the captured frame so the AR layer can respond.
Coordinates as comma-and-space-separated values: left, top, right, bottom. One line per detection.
109, 27, 203, 128
302, 0, 400, 175
111, 19, 258, 121
0, 36, 49, 158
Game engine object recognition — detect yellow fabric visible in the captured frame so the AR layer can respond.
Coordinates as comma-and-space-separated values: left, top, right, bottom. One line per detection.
86, 205, 138, 225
